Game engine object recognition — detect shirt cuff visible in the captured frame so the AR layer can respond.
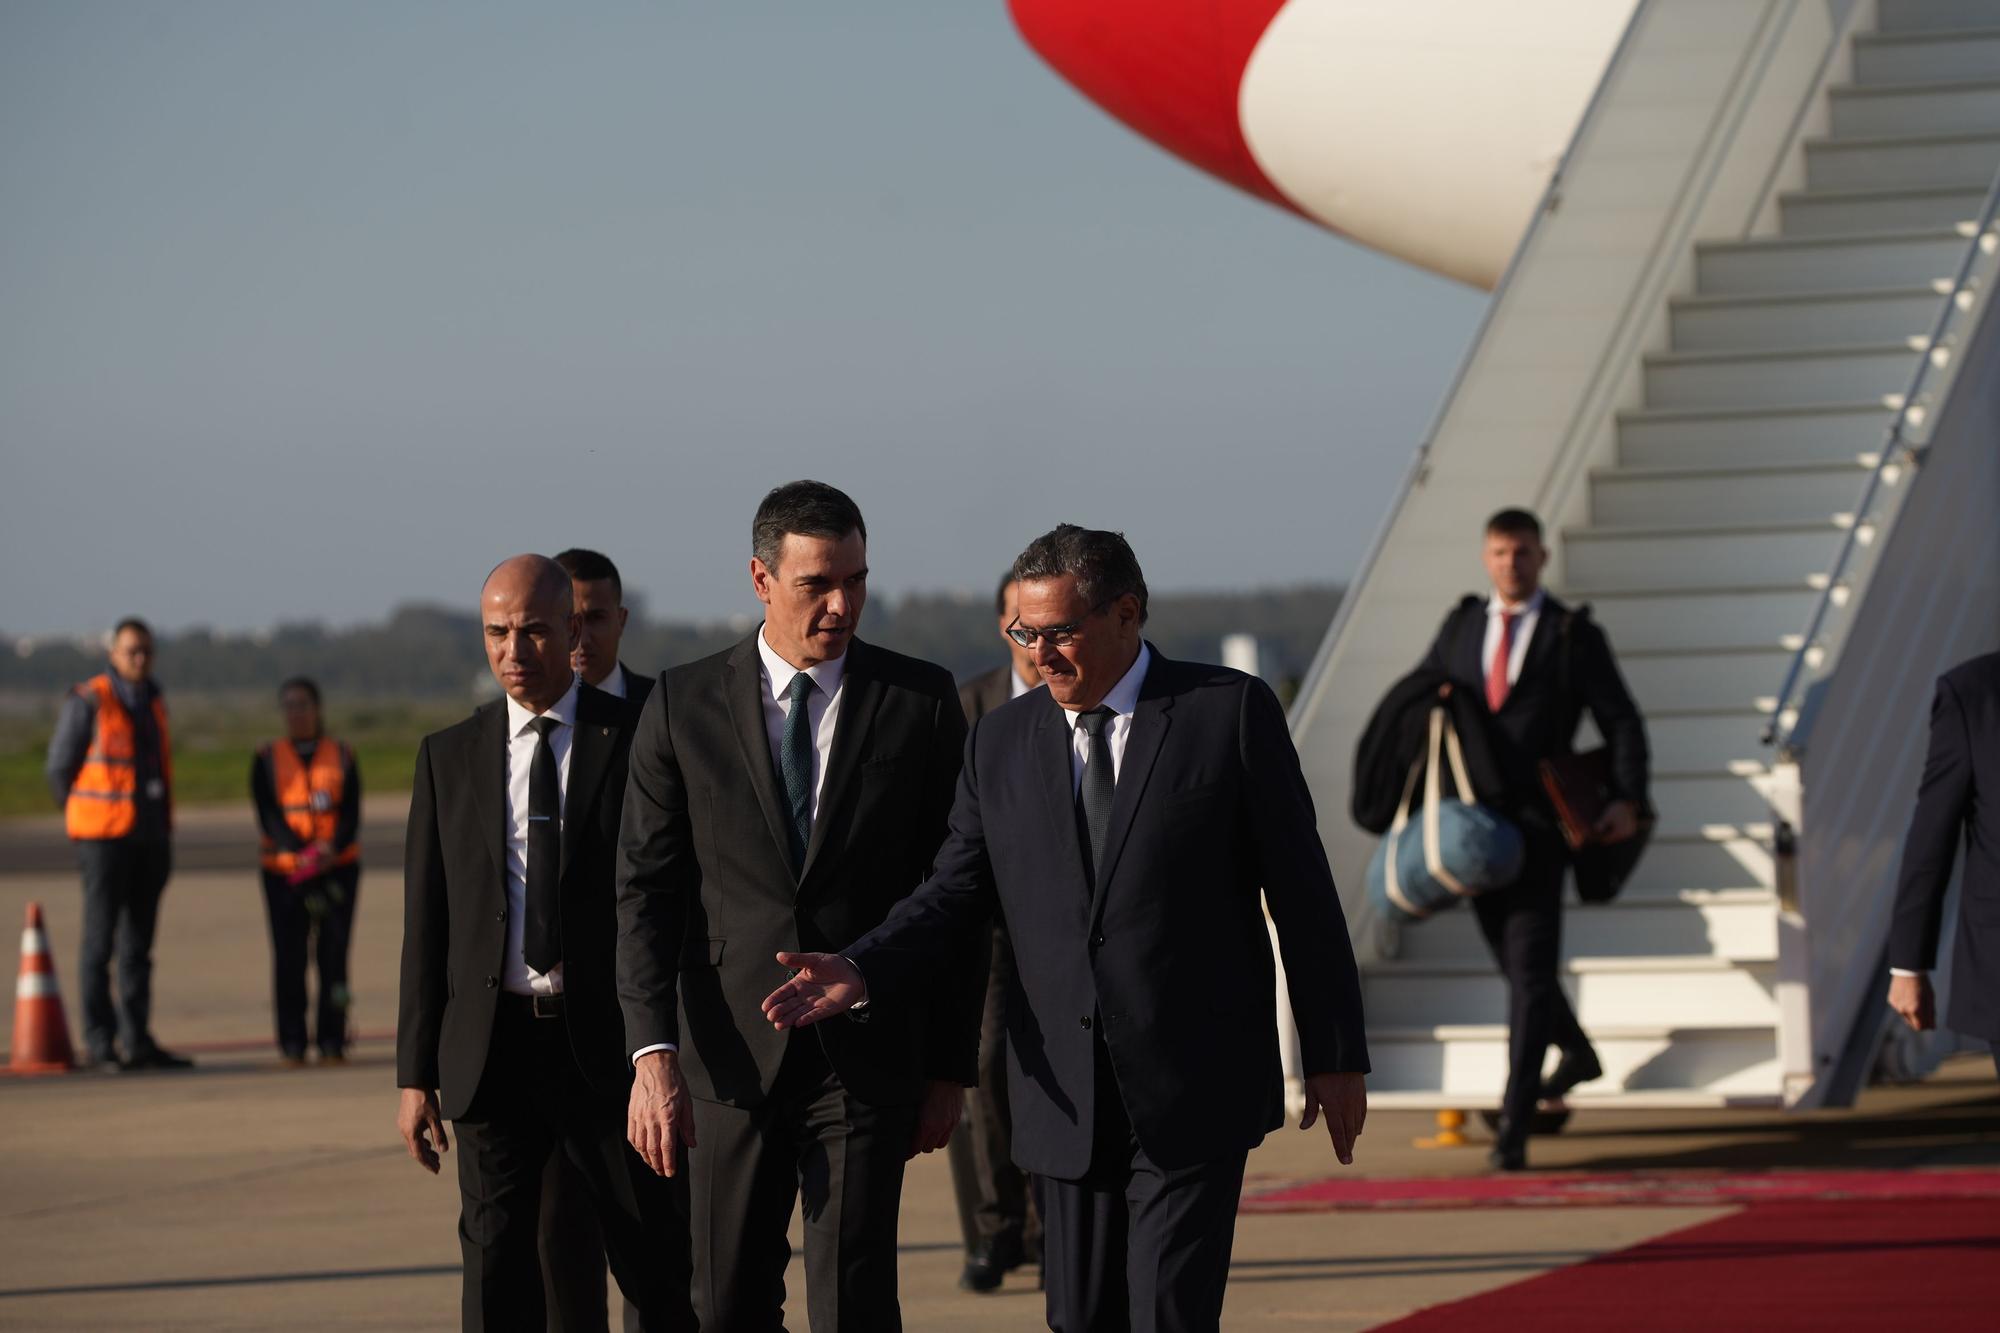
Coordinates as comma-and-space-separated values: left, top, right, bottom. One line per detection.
630, 1042, 677, 1064
1889, 968, 1923, 978
841, 955, 871, 1015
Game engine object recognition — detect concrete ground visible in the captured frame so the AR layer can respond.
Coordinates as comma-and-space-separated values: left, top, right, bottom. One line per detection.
3, 801, 1996, 1330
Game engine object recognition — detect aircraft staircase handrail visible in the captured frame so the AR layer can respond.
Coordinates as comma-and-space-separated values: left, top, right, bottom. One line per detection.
1763, 164, 2000, 759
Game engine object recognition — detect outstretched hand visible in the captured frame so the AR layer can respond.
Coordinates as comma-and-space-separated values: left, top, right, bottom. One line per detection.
761, 951, 867, 1030
1301, 1072, 1367, 1166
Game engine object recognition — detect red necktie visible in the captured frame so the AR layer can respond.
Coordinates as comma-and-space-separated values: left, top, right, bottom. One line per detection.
1486, 611, 1517, 714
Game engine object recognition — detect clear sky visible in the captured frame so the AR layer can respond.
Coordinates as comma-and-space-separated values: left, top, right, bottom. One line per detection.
1, 1, 1483, 635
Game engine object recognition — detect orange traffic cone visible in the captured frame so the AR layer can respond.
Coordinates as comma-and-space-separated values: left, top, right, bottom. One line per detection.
11, 902, 76, 1074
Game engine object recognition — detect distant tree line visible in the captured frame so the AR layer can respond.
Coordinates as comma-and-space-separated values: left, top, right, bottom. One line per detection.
0, 585, 1343, 702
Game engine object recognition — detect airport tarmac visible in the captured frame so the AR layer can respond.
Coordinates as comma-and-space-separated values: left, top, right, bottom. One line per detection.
3, 801, 1996, 1330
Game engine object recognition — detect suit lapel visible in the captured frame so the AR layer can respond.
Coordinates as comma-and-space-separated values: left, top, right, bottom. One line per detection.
560, 688, 617, 880
802, 641, 885, 882
1512, 598, 1564, 693
1456, 602, 1485, 686
471, 703, 508, 888
1088, 654, 1174, 924
1032, 698, 1093, 906
722, 635, 798, 876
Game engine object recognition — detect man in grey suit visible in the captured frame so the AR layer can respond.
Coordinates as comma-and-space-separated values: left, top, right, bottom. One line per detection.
616, 481, 980, 1331
949, 572, 1044, 1293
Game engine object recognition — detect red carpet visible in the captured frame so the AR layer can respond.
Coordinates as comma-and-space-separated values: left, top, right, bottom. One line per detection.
1375, 1198, 2000, 1330
1241, 1167, 2000, 1211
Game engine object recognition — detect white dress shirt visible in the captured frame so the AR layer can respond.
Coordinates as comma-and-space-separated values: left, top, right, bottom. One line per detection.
1009, 665, 1037, 701
595, 664, 629, 701
502, 682, 578, 996
756, 626, 847, 821
1063, 644, 1152, 792
1483, 588, 1546, 689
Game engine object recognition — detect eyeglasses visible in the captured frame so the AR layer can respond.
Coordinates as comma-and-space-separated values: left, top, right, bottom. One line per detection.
1006, 602, 1109, 649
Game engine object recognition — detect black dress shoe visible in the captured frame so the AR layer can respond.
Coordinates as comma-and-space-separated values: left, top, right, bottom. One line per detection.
119, 1047, 195, 1072
1489, 1115, 1528, 1172
1540, 1049, 1604, 1104
959, 1237, 1023, 1293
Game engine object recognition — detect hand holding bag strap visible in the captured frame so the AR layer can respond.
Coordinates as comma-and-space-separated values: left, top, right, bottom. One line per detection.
1384, 751, 1426, 918
1423, 707, 1473, 897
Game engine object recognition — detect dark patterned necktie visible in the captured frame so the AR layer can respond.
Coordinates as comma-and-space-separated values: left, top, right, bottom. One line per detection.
781, 671, 816, 869
1075, 707, 1115, 886
523, 716, 562, 973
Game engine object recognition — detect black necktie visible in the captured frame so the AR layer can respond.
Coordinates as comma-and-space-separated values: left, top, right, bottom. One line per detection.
1075, 707, 1115, 886
781, 671, 816, 870
523, 716, 562, 974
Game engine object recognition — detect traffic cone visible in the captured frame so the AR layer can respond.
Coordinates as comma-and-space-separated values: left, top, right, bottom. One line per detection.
11, 902, 76, 1074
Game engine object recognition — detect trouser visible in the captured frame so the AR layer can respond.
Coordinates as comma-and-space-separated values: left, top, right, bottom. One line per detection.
1040, 1036, 1246, 1333
948, 922, 1040, 1259
259, 864, 359, 1057
1473, 825, 1594, 1132
539, 1149, 643, 1333
452, 997, 695, 1333
688, 1030, 918, 1333
75, 838, 171, 1061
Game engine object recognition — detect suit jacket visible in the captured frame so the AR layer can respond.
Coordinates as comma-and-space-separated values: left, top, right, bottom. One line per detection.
1890, 653, 2000, 1041
619, 663, 654, 708
847, 647, 1369, 1178
1421, 594, 1649, 818
397, 684, 638, 1120
616, 633, 977, 1108
959, 663, 1017, 727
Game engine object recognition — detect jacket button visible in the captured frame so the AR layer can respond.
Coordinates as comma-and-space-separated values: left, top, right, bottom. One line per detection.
485, 976, 498, 989
1079, 1015, 1093, 1030
1091, 934, 1106, 948
495, 911, 507, 922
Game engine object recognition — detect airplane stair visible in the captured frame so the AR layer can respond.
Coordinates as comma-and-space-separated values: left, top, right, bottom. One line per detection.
1283, 0, 2000, 1111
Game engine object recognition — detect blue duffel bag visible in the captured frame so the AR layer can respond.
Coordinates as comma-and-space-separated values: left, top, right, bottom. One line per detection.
1367, 706, 1525, 922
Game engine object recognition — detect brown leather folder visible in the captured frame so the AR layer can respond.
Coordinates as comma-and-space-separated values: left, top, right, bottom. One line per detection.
1540, 748, 1616, 851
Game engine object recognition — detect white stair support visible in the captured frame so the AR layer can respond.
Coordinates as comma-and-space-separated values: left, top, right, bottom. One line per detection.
1288, 0, 2000, 1112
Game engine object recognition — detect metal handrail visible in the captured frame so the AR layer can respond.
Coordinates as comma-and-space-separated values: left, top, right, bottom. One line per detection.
1762, 163, 2000, 754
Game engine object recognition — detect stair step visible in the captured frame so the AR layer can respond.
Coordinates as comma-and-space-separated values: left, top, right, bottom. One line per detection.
1644, 342, 1922, 409
1563, 521, 1848, 591
1362, 955, 1778, 1030
1647, 710, 1773, 774
1854, 27, 2000, 85
1617, 402, 1897, 467
1363, 1024, 1781, 1101
1804, 129, 2000, 190
1876, 2, 2000, 37
1647, 772, 1774, 840
1620, 645, 1793, 713
1697, 228, 1975, 295
1622, 833, 1776, 898
1584, 584, 1821, 653
1828, 77, 2000, 137
1592, 459, 1872, 526
1780, 182, 1993, 237
1396, 886, 1779, 963
1671, 286, 1947, 350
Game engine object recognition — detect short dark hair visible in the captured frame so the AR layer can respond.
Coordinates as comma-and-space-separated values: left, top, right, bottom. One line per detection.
279, 676, 322, 707
112, 617, 152, 641
1485, 508, 1543, 541
553, 547, 622, 601
1010, 525, 1149, 625
993, 570, 1016, 619
752, 481, 867, 571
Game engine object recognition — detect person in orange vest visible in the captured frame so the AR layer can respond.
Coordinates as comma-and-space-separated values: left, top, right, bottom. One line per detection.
43, 617, 193, 1071
250, 676, 362, 1066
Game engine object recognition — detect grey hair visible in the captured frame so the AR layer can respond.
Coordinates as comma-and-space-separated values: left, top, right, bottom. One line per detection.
1010, 524, 1149, 625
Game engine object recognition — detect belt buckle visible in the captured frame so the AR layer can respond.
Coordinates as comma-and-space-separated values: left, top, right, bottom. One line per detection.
531, 994, 561, 1020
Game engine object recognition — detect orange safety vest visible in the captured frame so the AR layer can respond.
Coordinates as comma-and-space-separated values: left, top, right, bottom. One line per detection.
259, 738, 360, 874
65, 674, 173, 841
